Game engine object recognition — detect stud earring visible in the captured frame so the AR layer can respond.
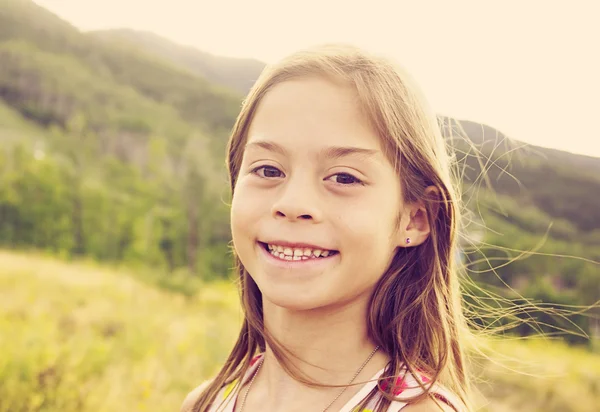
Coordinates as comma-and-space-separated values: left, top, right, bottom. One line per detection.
406, 237, 411, 245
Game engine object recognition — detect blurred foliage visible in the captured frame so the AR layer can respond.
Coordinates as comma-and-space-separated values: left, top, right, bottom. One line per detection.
0, 251, 241, 412
471, 336, 600, 412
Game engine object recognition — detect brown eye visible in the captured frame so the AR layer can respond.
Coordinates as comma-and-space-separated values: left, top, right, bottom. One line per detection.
328, 173, 363, 185
254, 166, 283, 178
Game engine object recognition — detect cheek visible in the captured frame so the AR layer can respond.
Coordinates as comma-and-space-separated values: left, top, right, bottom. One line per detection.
339, 198, 400, 266
231, 196, 249, 240
338, 201, 397, 243
230, 182, 265, 242
354, 233, 395, 267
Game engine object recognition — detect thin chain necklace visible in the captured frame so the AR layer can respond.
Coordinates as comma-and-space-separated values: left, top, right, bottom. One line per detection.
237, 345, 380, 412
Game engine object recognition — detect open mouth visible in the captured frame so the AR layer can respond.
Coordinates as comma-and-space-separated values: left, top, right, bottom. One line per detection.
258, 241, 339, 261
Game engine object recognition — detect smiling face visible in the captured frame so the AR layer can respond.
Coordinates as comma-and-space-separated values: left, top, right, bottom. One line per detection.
230, 76, 408, 310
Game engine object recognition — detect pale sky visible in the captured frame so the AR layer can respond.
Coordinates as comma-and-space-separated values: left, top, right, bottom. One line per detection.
34, 0, 600, 158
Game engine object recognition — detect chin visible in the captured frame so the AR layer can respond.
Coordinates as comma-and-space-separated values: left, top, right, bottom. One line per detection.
259, 284, 331, 312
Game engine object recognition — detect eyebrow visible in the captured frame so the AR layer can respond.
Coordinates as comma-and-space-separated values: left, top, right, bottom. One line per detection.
245, 140, 379, 160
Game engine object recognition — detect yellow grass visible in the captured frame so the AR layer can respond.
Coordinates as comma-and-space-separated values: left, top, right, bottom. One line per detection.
1, 250, 598, 411
471, 336, 600, 411
0, 250, 240, 412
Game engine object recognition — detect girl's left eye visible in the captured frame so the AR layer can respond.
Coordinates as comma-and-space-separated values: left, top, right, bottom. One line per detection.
326, 173, 364, 185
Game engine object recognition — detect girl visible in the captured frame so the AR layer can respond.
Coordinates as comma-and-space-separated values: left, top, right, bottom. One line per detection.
182, 43, 471, 412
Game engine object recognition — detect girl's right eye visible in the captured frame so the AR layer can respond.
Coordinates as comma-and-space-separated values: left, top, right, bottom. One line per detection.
252, 165, 284, 179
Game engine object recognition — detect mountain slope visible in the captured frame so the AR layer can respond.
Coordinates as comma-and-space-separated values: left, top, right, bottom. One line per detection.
92, 29, 266, 95
440, 117, 600, 233
455, 118, 600, 178
0, 0, 241, 137
0, 0, 238, 273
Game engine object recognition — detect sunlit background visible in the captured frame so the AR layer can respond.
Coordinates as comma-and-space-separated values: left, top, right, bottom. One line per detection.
1, 0, 599, 411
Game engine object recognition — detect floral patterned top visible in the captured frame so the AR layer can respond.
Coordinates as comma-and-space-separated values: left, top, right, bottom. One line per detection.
187, 353, 463, 412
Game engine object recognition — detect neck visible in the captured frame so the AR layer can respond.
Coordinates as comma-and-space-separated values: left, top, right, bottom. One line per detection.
250, 294, 390, 410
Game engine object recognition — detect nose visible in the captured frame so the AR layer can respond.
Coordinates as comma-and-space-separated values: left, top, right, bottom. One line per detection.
270, 176, 322, 223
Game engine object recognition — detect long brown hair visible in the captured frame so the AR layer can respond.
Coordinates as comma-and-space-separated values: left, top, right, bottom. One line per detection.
191, 43, 471, 412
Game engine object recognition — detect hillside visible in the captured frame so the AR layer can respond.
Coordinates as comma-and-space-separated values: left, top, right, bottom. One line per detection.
456, 119, 600, 178
440, 117, 600, 234
0, 0, 242, 145
92, 29, 266, 95
0, 0, 237, 273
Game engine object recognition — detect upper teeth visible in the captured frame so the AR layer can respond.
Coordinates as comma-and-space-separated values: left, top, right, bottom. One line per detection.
267, 244, 332, 259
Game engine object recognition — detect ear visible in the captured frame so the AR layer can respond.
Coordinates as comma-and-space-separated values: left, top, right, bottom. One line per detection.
396, 186, 438, 248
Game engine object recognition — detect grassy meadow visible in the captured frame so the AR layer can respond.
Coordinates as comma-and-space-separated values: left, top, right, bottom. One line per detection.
1, 250, 599, 412
0, 250, 240, 412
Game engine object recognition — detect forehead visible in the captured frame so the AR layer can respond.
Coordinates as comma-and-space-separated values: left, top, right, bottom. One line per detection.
246, 76, 383, 152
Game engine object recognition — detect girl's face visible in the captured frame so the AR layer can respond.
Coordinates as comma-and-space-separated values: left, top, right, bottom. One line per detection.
231, 76, 407, 310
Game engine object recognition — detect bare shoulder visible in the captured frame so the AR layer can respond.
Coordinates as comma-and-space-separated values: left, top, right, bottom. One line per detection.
180, 380, 213, 412
401, 396, 456, 412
